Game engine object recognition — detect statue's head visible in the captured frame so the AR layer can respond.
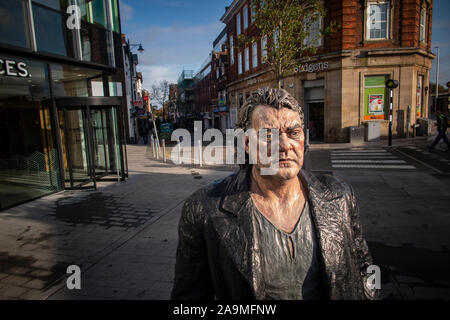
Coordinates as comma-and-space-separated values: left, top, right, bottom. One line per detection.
236, 87, 305, 181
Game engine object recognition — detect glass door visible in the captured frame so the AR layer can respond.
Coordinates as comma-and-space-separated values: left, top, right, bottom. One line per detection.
58, 107, 95, 188
56, 97, 125, 189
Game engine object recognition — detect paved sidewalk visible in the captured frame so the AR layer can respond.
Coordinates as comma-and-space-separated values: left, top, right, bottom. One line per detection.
1, 142, 449, 300
0, 144, 234, 300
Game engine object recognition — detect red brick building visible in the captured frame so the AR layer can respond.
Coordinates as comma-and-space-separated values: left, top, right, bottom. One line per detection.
194, 56, 214, 129
221, 0, 435, 142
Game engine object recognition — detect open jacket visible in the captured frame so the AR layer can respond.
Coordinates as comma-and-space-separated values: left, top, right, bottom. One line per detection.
171, 166, 378, 300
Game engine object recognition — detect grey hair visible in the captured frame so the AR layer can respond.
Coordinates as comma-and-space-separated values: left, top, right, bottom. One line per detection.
235, 87, 304, 130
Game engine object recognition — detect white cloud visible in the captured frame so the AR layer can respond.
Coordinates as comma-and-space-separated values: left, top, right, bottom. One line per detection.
119, 1, 133, 22
139, 64, 180, 87
127, 21, 224, 88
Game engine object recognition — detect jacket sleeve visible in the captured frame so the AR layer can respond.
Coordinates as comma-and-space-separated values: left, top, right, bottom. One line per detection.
348, 186, 380, 300
171, 197, 215, 300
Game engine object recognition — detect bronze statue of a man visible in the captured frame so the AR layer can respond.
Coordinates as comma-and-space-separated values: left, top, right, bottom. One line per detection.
171, 88, 377, 300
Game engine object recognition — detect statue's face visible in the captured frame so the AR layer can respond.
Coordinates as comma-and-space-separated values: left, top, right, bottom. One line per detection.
246, 105, 304, 180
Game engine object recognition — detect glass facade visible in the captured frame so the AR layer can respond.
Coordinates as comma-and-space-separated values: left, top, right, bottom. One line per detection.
0, 0, 122, 67
33, 3, 76, 57
0, 57, 62, 210
0, 0, 126, 210
0, 0, 31, 48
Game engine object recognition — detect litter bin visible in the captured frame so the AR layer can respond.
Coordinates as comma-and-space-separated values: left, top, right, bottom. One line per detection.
365, 121, 380, 141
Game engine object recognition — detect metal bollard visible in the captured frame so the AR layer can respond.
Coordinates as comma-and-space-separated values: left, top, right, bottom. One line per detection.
198, 139, 202, 167
151, 136, 156, 158
177, 138, 181, 164
156, 138, 159, 160
162, 139, 166, 162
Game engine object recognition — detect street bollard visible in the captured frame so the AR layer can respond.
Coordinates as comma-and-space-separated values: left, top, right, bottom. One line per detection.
156, 138, 159, 160
151, 136, 156, 159
198, 139, 202, 167
162, 139, 166, 162
177, 138, 181, 165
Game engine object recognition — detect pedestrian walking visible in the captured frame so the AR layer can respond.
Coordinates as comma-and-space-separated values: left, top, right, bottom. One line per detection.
138, 118, 150, 145
428, 110, 450, 151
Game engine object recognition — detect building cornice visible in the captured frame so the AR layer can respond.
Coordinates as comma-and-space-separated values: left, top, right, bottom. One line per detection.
220, 0, 244, 23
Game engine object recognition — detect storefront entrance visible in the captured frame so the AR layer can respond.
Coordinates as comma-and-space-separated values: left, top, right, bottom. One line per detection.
304, 79, 325, 143
56, 97, 126, 189
308, 102, 325, 141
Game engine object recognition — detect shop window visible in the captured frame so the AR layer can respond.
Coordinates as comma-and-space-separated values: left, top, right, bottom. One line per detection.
419, 8, 426, 43
366, 1, 390, 40
0, 58, 62, 210
243, 6, 248, 30
364, 75, 389, 121
237, 13, 241, 35
252, 42, 258, 68
244, 47, 249, 72
0, 0, 31, 49
303, 15, 322, 47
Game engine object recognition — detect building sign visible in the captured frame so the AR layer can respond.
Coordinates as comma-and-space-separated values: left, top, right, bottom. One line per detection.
0, 58, 31, 77
295, 61, 329, 73
368, 94, 384, 113
364, 75, 388, 120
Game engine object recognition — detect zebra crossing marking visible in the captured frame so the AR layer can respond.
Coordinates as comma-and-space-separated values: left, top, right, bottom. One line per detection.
331, 148, 415, 170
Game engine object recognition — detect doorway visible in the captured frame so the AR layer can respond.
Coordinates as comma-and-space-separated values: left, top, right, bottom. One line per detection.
56, 97, 126, 189
308, 102, 325, 141
304, 79, 325, 143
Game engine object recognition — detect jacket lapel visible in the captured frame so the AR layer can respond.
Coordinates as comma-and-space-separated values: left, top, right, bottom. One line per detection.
212, 166, 265, 299
300, 170, 346, 299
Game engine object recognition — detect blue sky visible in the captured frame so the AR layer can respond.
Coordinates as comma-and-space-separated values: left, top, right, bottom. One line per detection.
430, 0, 450, 87
120, 0, 229, 86
120, 0, 450, 89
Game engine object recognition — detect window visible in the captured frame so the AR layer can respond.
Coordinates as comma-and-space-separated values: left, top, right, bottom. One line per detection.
416, 75, 424, 117
251, 2, 256, 23
273, 28, 279, 49
261, 35, 267, 61
230, 36, 234, 64
0, 0, 31, 48
237, 13, 241, 35
304, 16, 322, 47
244, 47, 249, 71
238, 52, 242, 74
420, 8, 426, 43
33, 3, 74, 57
252, 42, 258, 68
367, 1, 390, 40
244, 6, 248, 30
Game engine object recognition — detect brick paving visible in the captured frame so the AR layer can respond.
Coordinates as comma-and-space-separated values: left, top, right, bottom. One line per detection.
0, 144, 233, 300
